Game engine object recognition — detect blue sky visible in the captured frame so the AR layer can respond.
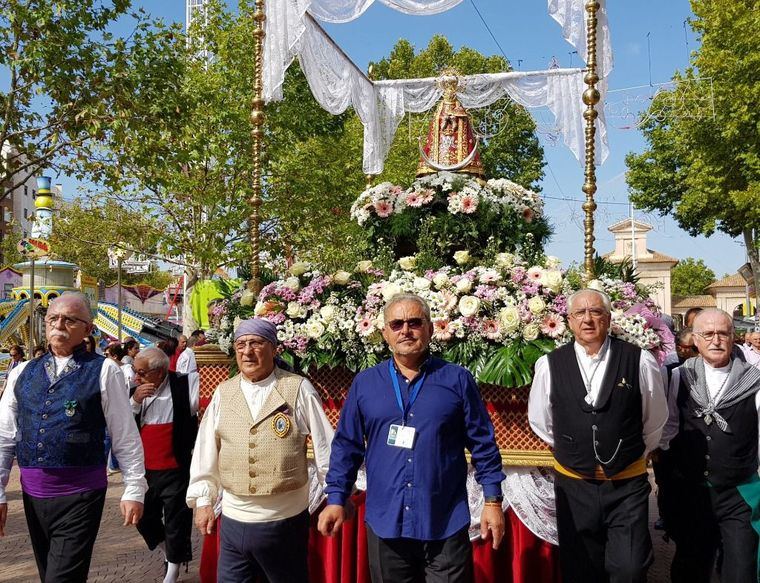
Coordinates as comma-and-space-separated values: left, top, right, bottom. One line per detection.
67, 1, 742, 277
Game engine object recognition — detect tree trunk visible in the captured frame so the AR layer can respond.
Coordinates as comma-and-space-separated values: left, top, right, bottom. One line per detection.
743, 228, 760, 323
182, 268, 200, 335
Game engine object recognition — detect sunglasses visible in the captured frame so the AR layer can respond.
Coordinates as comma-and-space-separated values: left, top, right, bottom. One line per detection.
387, 318, 425, 332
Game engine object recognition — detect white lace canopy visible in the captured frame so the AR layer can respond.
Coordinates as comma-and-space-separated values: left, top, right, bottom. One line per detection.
264, 0, 611, 173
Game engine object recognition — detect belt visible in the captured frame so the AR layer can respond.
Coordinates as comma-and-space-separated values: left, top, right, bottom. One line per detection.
553, 457, 647, 481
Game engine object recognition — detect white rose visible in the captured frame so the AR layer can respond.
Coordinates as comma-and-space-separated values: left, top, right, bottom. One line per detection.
398, 256, 417, 271
240, 290, 256, 307
545, 256, 562, 269
374, 312, 385, 330
284, 276, 301, 291
356, 260, 373, 273
432, 272, 449, 289
543, 270, 564, 293
381, 281, 402, 301
319, 305, 336, 322
305, 319, 326, 339
288, 262, 309, 276
286, 302, 304, 318
453, 250, 470, 265
523, 322, 540, 341
455, 278, 472, 294
495, 252, 515, 268
498, 306, 520, 333
587, 279, 604, 292
413, 277, 432, 291
232, 316, 242, 331
527, 296, 546, 315
333, 270, 351, 285
458, 295, 481, 317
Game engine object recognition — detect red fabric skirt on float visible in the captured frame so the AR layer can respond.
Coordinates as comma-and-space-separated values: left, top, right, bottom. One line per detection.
199, 491, 560, 583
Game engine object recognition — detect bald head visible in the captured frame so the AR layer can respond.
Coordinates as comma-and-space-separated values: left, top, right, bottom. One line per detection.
45, 292, 94, 357
692, 309, 734, 368
48, 292, 93, 323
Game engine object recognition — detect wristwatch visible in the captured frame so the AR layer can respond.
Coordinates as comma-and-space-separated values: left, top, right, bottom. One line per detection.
484, 496, 503, 504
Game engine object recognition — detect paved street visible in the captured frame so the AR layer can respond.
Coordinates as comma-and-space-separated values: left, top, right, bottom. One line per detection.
0, 466, 705, 582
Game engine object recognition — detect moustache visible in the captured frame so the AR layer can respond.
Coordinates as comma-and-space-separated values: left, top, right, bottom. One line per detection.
49, 331, 70, 339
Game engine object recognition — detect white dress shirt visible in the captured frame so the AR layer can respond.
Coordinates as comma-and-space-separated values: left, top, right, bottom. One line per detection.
121, 362, 136, 391
186, 370, 334, 523
175, 349, 197, 374
742, 345, 760, 369
0, 357, 148, 503
662, 363, 760, 462
130, 372, 200, 423
528, 337, 668, 455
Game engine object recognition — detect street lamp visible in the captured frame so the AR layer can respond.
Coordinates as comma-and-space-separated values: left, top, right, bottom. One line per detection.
107, 244, 133, 341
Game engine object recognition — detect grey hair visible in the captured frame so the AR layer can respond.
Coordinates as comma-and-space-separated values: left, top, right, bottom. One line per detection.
567, 289, 612, 313
136, 346, 170, 373
383, 293, 431, 322
692, 308, 734, 334
677, 327, 694, 343
50, 291, 94, 322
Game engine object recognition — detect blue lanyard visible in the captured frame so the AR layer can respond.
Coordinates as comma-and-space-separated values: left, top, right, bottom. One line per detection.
389, 359, 427, 425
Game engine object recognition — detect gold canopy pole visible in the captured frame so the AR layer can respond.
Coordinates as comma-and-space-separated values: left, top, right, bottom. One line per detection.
249, 0, 265, 293
582, 1, 601, 281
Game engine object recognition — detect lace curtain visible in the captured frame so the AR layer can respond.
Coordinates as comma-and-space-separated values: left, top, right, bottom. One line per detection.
263, 0, 611, 173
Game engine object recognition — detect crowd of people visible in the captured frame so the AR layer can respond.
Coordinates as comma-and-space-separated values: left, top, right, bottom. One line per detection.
0, 290, 758, 583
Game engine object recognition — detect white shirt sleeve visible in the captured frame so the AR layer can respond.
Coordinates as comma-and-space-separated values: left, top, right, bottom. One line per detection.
186, 390, 222, 509
176, 349, 198, 374
639, 350, 668, 455
528, 355, 554, 447
189, 372, 200, 417
660, 367, 681, 450
295, 379, 334, 485
100, 359, 148, 503
0, 362, 27, 504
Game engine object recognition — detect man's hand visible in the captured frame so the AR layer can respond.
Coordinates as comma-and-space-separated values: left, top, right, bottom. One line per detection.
195, 505, 216, 536
132, 383, 156, 404
0, 503, 7, 537
480, 504, 505, 550
318, 504, 346, 537
120, 501, 144, 526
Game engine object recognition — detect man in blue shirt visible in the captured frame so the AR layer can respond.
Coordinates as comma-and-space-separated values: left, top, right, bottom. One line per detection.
318, 293, 505, 583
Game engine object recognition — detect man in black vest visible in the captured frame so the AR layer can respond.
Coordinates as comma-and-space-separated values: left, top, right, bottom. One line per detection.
528, 288, 667, 583
131, 346, 199, 583
666, 308, 760, 583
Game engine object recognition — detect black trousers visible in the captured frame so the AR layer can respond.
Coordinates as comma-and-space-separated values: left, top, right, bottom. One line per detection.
669, 479, 758, 583
136, 468, 193, 564
218, 510, 310, 583
366, 524, 473, 583
651, 449, 675, 530
554, 472, 653, 583
23, 488, 106, 583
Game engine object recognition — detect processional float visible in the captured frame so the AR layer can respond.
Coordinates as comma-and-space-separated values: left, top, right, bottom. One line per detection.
195, 2, 614, 581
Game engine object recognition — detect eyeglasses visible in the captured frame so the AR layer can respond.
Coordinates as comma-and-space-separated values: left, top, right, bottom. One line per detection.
234, 339, 271, 352
44, 314, 90, 327
694, 331, 731, 342
387, 318, 425, 332
569, 308, 607, 320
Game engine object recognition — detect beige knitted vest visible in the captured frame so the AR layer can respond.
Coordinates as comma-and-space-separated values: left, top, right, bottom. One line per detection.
216, 368, 308, 496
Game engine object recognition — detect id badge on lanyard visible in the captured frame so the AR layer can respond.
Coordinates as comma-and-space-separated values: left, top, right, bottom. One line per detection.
386, 360, 426, 450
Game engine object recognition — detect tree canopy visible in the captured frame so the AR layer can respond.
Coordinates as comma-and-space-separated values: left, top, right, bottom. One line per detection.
670, 257, 716, 297
626, 0, 759, 289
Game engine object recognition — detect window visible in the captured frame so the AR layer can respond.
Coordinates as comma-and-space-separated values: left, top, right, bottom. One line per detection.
3, 284, 11, 299
23, 208, 28, 219
24, 185, 28, 196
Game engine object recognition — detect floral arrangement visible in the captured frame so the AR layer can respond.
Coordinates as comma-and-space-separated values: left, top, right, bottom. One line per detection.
349, 172, 551, 268
207, 253, 673, 385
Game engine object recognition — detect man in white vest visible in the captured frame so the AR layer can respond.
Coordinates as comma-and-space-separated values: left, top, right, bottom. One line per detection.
186, 318, 334, 583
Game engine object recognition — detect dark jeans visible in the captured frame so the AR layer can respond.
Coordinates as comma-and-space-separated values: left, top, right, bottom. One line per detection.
218, 510, 310, 583
554, 472, 653, 583
366, 524, 474, 583
23, 488, 106, 583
